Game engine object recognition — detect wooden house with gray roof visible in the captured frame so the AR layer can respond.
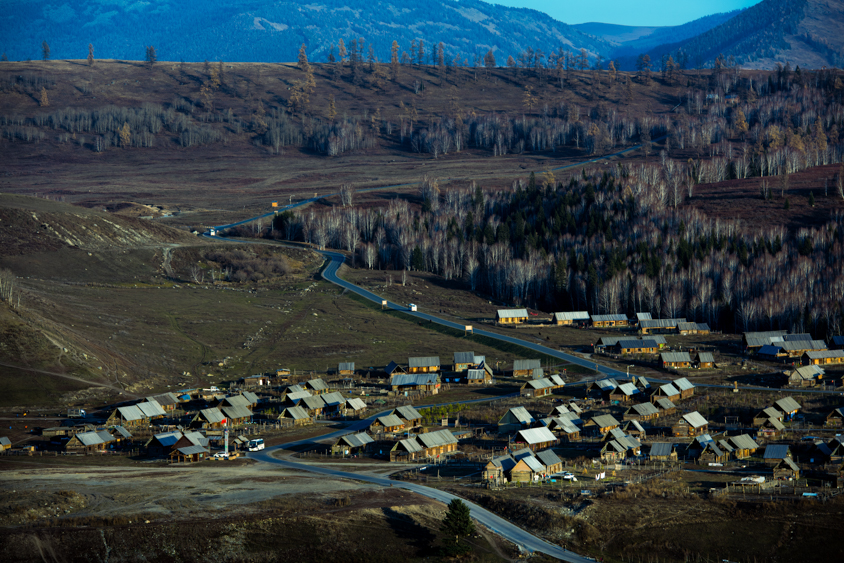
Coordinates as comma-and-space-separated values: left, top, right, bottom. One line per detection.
614, 339, 660, 355
543, 417, 581, 441
553, 311, 590, 325
514, 427, 558, 450
511, 359, 542, 377
654, 398, 677, 415
624, 402, 660, 421
609, 382, 642, 403
826, 407, 844, 428
407, 356, 440, 373
672, 411, 709, 437
661, 352, 692, 369
584, 414, 621, 435
651, 383, 680, 403
66, 430, 116, 453
304, 378, 329, 395
192, 407, 226, 429
390, 372, 439, 391
452, 351, 476, 372
774, 396, 801, 417
678, 322, 711, 335
369, 414, 405, 434
802, 350, 844, 366
333, 432, 374, 456
338, 362, 355, 375
416, 429, 459, 458
773, 457, 800, 480
278, 406, 313, 426
673, 377, 695, 399
498, 407, 535, 433
496, 308, 528, 324
393, 405, 423, 428
648, 442, 677, 461
483, 454, 518, 481
639, 318, 686, 334
521, 378, 554, 397
0, 437, 11, 452
727, 434, 759, 459
695, 352, 715, 368
591, 313, 630, 328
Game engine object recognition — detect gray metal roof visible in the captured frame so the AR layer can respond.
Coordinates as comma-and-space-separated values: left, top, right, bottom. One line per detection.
696, 352, 715, 363
525, 378, 554, 390
591, 314, 628, 322
222, 395, 251, 408
375, 414, 405, 428
748, 337, 777, 348
763, 444, 790, 459
112, 426, 132, 439
590, 414, 620, 428
488, 454, 517, 471
549, 375, 566, 386
781, 340, 827, 351
729, 434, 759, 450
338, 362, 355, 371
466, 369, 486, 380
221, 405, 253, 419
497, 308, 528, 318
759, 406, 782, 419
636, 312, 653, 320
804, 350, 844, 359
0, 437, 11, 446
783, 333, 813, 341
286, 391, 312, 401
503, 407, 535, 425
320, 392, 346, 407
567, 402, 583, 414
346, 398, 367, 411
391, 373, 439, 387
774, 396, 801, 413
649, 443, 674, 457
597, 337, 622, 347
718, 440, 734, 452
624, 419, 646, 433
512, 447, 533, 460
678, 322, 710, 331
395, 405, 423, 421
298, 396, 325, 411
516, 427, 557, 445
595, 378, 618, 391
520, 455, 545, 473
175, 445, 208, 456
513, 359, 542, 371
416, 429, 458, 448
286, 384, 305, 393
758, 344, 783, 356
182, 431, 208, 447
657, 383, 680, 396
554, 311, 590, 321
661, 352, 692, 363
673, 377, 694, 391
453, 351, 475, 364
116, 405, 145, 421
306, 378, 328, 391
650, 336, 668, 345
281, 406, 309, 420
551, 405, 570, 415
397, 438, 424, 453
136, 400, 166, 418
408, 356, 440, 368
199, 407, 225, 424
242, 391, 259, 404
630, 403, 659, 416
745, 330, 788, 340
683, 411, 709, 428
656, 398, 676, 409
616, 339, 659, 349
74, 430, 114, 446
341, 432, 374, 448
150, 392, 180, 406
640, 318, 686, 328
615, 383, 640, 396
548, 418, 580, 434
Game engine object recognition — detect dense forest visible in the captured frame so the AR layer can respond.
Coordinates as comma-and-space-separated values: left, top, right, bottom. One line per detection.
254, 65, 844, 339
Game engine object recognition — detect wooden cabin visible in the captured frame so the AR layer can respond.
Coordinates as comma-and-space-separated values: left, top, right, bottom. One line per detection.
66, 430, 115, 453
338, 362, 355, 376
278, 406, 313, 426
591, 314, 630, 328
826, 408, 844, 428
608, 382, 642, 403
614, 339, 659, 355
802, 350, 844, 366
407, 356, 440, 374
678, 322, 711, 335
661, 352, 692, 369
695, 352, 715, 369
623, 402, 659, 422
169, 444, 208, 463
672, 412, 708, 437
553, 311, 590, 326
648, 442, 677, 461
728, 434, 760, 459
514, 427, 558, 451
584, 414, 621, 436
496, 308, 528, 324
369, 414, 405, 434
390, 372, 440, 392
639, 318, 685, 334
452, 351, 476, 372
521, 378, 554, 397
498, 407, 535, 433
773, 457, 800, 480
512, 359, 542, 377
673, 377, 695, 399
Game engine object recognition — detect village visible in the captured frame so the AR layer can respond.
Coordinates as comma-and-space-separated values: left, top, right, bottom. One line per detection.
3, 308, 844, 504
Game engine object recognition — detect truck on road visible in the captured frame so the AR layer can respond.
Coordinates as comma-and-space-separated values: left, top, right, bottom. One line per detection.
67, 408, 86, 419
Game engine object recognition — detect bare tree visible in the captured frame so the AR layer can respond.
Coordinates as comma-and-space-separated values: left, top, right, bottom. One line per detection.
189, 265, 205, 285
0, 269, 16, 306
340, 184, 354, 207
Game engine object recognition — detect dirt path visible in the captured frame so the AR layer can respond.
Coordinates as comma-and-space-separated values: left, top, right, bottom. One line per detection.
0, 360, 139, 398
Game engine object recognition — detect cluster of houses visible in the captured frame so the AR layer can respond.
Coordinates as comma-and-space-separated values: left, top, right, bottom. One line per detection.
497, 310, 712, 337
744, 331, 844, 365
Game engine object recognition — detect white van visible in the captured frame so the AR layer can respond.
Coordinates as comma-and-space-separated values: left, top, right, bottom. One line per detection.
247, 438, 264, 451
408, 303, 417, 312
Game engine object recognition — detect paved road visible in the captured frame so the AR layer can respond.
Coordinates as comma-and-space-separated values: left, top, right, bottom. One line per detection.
250, 441, 592, 562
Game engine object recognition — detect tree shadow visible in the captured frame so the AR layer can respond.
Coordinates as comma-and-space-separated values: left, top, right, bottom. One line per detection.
380, 506, 439, 557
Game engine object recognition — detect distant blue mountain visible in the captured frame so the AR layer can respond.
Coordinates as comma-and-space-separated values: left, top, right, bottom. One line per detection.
1, 0, 614, 63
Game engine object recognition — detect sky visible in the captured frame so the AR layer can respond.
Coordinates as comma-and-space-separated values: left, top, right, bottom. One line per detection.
487, 0, 763, 27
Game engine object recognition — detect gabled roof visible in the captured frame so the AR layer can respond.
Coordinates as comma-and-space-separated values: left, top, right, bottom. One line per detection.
416, 429, 458, 448
673, 377, 694, 391
784, 333, 813, 341
595, 378, 618, 391
299, 395, 325, 411
649, 443, 674, 457
617, 435, 642, 450
286, 384, 306, 393
375, 414, 405, 428
640, 318, 685, 328
341, 432, 374, 448
592, 314, 628, 322
549, 374, 566, 386
597, 337, 622, 347
346, 397, 366, 411
781, 340, 827, 351
551, 405, 570, 415
221, 405, 253, 419
339, 362, 355, 371
74, 430, 114, 446
112, 426, 132, 439
488, 454, 517, 471
616, 339, 659, 349
395, 405, 423, 421
696, 352, 715, 363
589, 414, 620, 428
116, 405, 145, 421
682, 411, 709, 428
513, 359, 542, 371
757, 344, 784, 355
524, 378, 554, 390
717, 440, 734, 453
136, 400, 166, 418
636, 312, 653, 320
774, 397, 801, 413
804, 350, 844, 359
567, 402, 583, 414
0, 437, 12, 447
397, 438, 424, 453
453, 351, 475, 364
199, 407, 225, 424
763, 417, 786, 430
763, 444, 791, 459
624, 419, 646, 433
729, 434, 759, 450
831, 336, 844, 346
182, 431, 209, 448
286, 391, 312, 401
794, 365, 825, 378
516, 427, 557, 445
520, 455, 545, 473
503, 407, 535, 425
655, 398, 676, 410
657, 383, 680, 396
222, 395, 251, 409
547, 417, 580, 434
149, 392, 180, 406
320, 392, 346, 407
497, 308, 528, 318
305, 378, 328, 391
280, 406, 310, 420
778, 457, 800, 471
614, 383, 640, 396
554, 311, 590, 321
661, 352, 692, 363
466, 368, 486, 380
391, 373, 439, 387
512, 447, 534, 460
758, 406, 783, 419
242, 391, 259, 404
384, 361, 404, 375
629, 402, 659, 417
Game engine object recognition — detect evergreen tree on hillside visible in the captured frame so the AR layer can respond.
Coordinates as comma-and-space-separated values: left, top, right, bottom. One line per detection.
440, 499, 474, 556
484, 49, 496, 68
87, 44, 94, 67
337, 39, 347, 64
145, 46, 156, 68
390, 40, 400, 80
42, 41, 50, 61
298, 44, 310, 74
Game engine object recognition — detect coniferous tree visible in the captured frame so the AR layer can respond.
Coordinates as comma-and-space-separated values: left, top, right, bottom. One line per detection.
440, 499, 474, 556
390, 40, 400, 80
484, 49, 496, 69
145, 46, 157, 68
337, 39, 347, 64
87, 44, 94, 67
42, 41, 50, 61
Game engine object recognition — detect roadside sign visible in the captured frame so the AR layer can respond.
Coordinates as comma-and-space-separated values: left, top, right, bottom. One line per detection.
272, 201, 278, 208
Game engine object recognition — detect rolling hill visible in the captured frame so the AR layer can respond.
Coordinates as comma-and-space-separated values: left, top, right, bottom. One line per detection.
1, 0, 613, 64
631, 0, 844, 69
